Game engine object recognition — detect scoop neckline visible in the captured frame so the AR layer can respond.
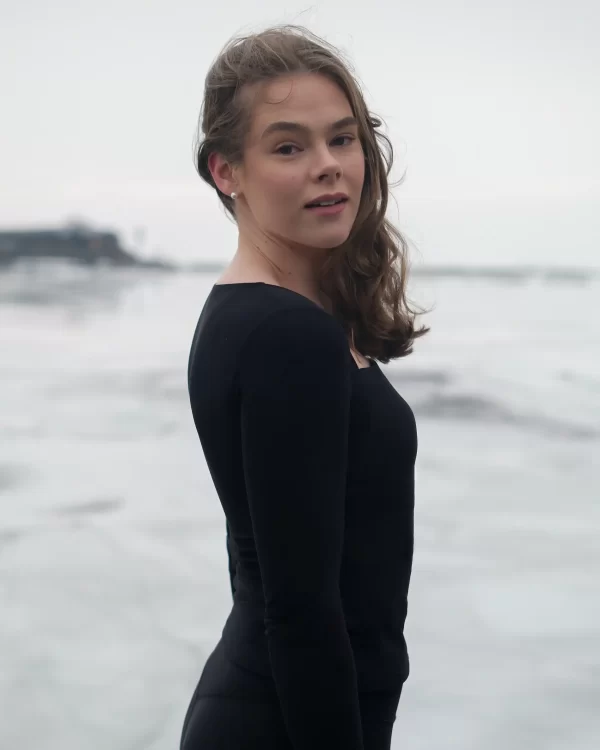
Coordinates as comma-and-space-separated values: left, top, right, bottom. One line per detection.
211, 282, 376, 370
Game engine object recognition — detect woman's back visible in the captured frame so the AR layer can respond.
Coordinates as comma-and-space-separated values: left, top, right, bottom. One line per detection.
187, 281, 417, 701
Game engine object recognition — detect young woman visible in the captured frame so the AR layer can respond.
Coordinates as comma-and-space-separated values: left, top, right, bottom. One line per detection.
181, 24, 430, 750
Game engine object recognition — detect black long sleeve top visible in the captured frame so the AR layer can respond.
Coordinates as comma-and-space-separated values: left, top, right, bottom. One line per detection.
187, 282, 417, 750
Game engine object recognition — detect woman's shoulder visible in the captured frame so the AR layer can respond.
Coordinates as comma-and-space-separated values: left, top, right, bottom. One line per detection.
207, 283, 348, 373
244, 289, 345, 355
211, 281, 342, 337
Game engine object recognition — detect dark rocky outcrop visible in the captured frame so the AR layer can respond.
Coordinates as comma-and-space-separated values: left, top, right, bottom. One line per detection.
0, 223, 175, 270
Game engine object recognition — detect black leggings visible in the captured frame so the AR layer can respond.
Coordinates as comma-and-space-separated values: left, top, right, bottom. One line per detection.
180, 638, 402, 750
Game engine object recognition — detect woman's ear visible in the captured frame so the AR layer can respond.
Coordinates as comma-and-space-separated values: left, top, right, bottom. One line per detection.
208, 152, 238, 198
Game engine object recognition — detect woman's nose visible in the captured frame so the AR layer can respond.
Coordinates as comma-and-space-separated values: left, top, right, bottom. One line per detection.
314, 146, 342, 180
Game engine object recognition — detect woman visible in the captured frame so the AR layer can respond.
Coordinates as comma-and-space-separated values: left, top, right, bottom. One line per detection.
181, 24, 430, 750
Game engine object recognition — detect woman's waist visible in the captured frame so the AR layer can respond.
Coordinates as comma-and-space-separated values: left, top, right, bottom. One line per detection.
220, 599, 409, 689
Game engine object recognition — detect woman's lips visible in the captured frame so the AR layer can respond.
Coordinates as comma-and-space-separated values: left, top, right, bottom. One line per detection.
304, 199, 348, 216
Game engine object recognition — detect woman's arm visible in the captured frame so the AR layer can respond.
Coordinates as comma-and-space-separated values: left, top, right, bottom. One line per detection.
238, 305, 364, 750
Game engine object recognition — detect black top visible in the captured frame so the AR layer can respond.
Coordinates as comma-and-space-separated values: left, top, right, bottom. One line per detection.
187, 282, 417, 750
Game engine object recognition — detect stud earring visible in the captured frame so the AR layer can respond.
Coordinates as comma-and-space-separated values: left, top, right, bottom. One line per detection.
230, 192, 237, 200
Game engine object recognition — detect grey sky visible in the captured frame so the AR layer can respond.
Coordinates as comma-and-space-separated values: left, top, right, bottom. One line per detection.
2, 0, 599, 266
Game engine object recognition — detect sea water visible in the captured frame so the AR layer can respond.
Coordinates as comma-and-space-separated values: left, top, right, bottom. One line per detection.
0, 262, 598, 749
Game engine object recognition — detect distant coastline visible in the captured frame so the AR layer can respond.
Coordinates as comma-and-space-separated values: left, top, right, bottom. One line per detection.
408, 264, 597, 282
186, 261, 598, 283
0, 222, 174, 270
0, 223, 596, 283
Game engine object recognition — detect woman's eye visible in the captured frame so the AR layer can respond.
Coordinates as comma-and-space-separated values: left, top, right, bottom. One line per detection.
275, 144, 299, 156
275, 135, 355, 156
333, 135, 356, 146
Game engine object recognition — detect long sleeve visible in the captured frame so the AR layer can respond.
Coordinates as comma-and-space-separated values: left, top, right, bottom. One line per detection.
237, 306, 364, 750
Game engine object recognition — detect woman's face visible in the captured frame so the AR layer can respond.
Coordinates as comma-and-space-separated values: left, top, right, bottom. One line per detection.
234, 73, 366, 250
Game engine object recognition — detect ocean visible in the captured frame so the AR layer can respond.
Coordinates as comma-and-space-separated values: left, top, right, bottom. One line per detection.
1, 261, 598, 749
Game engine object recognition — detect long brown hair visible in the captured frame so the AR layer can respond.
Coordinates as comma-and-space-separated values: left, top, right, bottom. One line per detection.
193, 24, 430, 362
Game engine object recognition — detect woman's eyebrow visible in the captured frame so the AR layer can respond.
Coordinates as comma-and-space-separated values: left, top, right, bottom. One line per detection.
260, 115, 358, 139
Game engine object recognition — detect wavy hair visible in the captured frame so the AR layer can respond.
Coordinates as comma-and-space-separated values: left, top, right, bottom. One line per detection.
193, 24, 430, 361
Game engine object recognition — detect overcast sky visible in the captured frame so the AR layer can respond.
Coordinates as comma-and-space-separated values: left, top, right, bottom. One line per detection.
2, 0, 599, 267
